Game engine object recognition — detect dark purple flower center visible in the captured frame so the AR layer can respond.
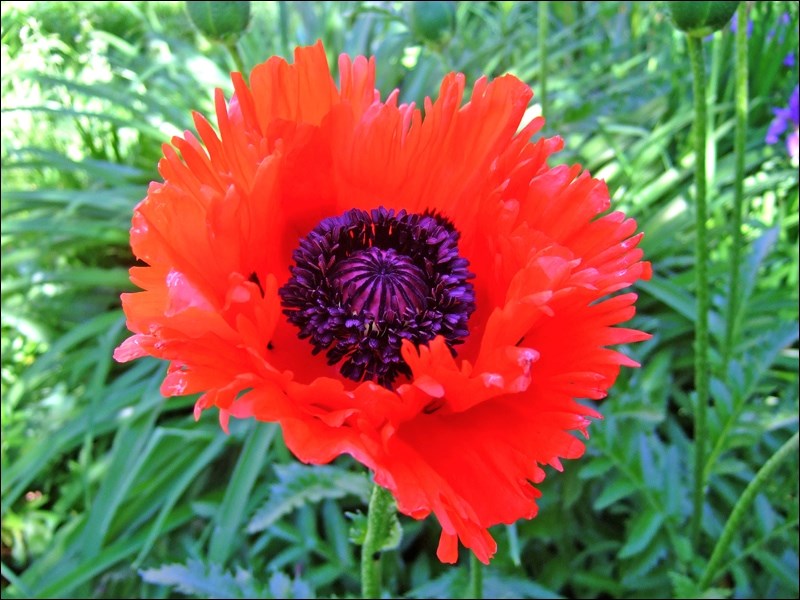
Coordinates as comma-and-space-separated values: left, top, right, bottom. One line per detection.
279, 207, 475, 388
332, 247, 429, 315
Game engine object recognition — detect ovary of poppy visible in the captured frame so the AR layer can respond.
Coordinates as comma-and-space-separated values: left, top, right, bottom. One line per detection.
114, 42, 652, 564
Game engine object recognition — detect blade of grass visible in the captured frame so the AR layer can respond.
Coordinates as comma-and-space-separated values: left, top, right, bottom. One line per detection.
27, 503, 198, 598
207, 422, 278, 565
133, 432, 229, 566
1, 362, 163, 512
77, 398, 163, 558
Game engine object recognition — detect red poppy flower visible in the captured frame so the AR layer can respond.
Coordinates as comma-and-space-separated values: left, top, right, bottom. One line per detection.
114, 42, 651, 564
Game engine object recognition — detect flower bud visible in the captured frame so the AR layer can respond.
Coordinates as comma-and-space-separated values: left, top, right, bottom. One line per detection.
408, 1, 456, 45
667, 1, 739, 37
668, 1, 740, 37
186, 1, 251, 42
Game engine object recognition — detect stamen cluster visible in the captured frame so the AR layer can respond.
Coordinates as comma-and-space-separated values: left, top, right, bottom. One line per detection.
279, 207, 475, 387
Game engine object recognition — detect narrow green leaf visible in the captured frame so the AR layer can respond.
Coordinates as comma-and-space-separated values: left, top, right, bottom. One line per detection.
638, 277, 695, 321
578, 456, 615, 480
593, 476, 639, 511
483, 572, 565, 599
208, 423, 278, 565
26, 503, 196, 598
77, 402, 162, 557
267, 570, 315, 599
134, 433, 229, 566
618, 509, 665, 559
1, 361, 164, 511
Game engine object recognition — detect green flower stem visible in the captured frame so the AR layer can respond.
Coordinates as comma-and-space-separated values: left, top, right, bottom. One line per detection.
469, 552, 483, 599
361, 484, 396, 599
538, 1, 549, 119
687, 33, 711, 551
226, 40, 246, 75
699, 432, 799, 590
724, 3, 749, 363
707, 31, 721, 189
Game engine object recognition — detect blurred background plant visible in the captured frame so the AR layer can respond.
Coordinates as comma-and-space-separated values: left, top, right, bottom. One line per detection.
1, 1, 797, 598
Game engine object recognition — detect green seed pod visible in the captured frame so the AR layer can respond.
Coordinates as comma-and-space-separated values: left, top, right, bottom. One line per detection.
186, 1, 251, 42
668, 1, 741, 37
408, 1, 456, 45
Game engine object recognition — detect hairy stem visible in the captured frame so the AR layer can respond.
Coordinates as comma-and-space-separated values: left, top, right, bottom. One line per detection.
361, 484, 396, 599
687, 33, 711, 550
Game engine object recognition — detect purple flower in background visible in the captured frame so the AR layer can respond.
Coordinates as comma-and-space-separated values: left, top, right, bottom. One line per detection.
724, 11, 797, 67
766, 85, 800, 162
767, 12, 792, 40
730, 17, 754, 36
767, 12, 797, 67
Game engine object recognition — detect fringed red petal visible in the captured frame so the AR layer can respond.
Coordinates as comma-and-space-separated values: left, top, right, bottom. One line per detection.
115, 43, 651, 564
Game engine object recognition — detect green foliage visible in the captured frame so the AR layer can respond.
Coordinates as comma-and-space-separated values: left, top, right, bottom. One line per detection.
140, 558, 314, 599
669, 572, 732, 599
407, 1, 457, 47
247, 463, 370, 534
348, 503, 403, 552
1, 1, 798, 599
